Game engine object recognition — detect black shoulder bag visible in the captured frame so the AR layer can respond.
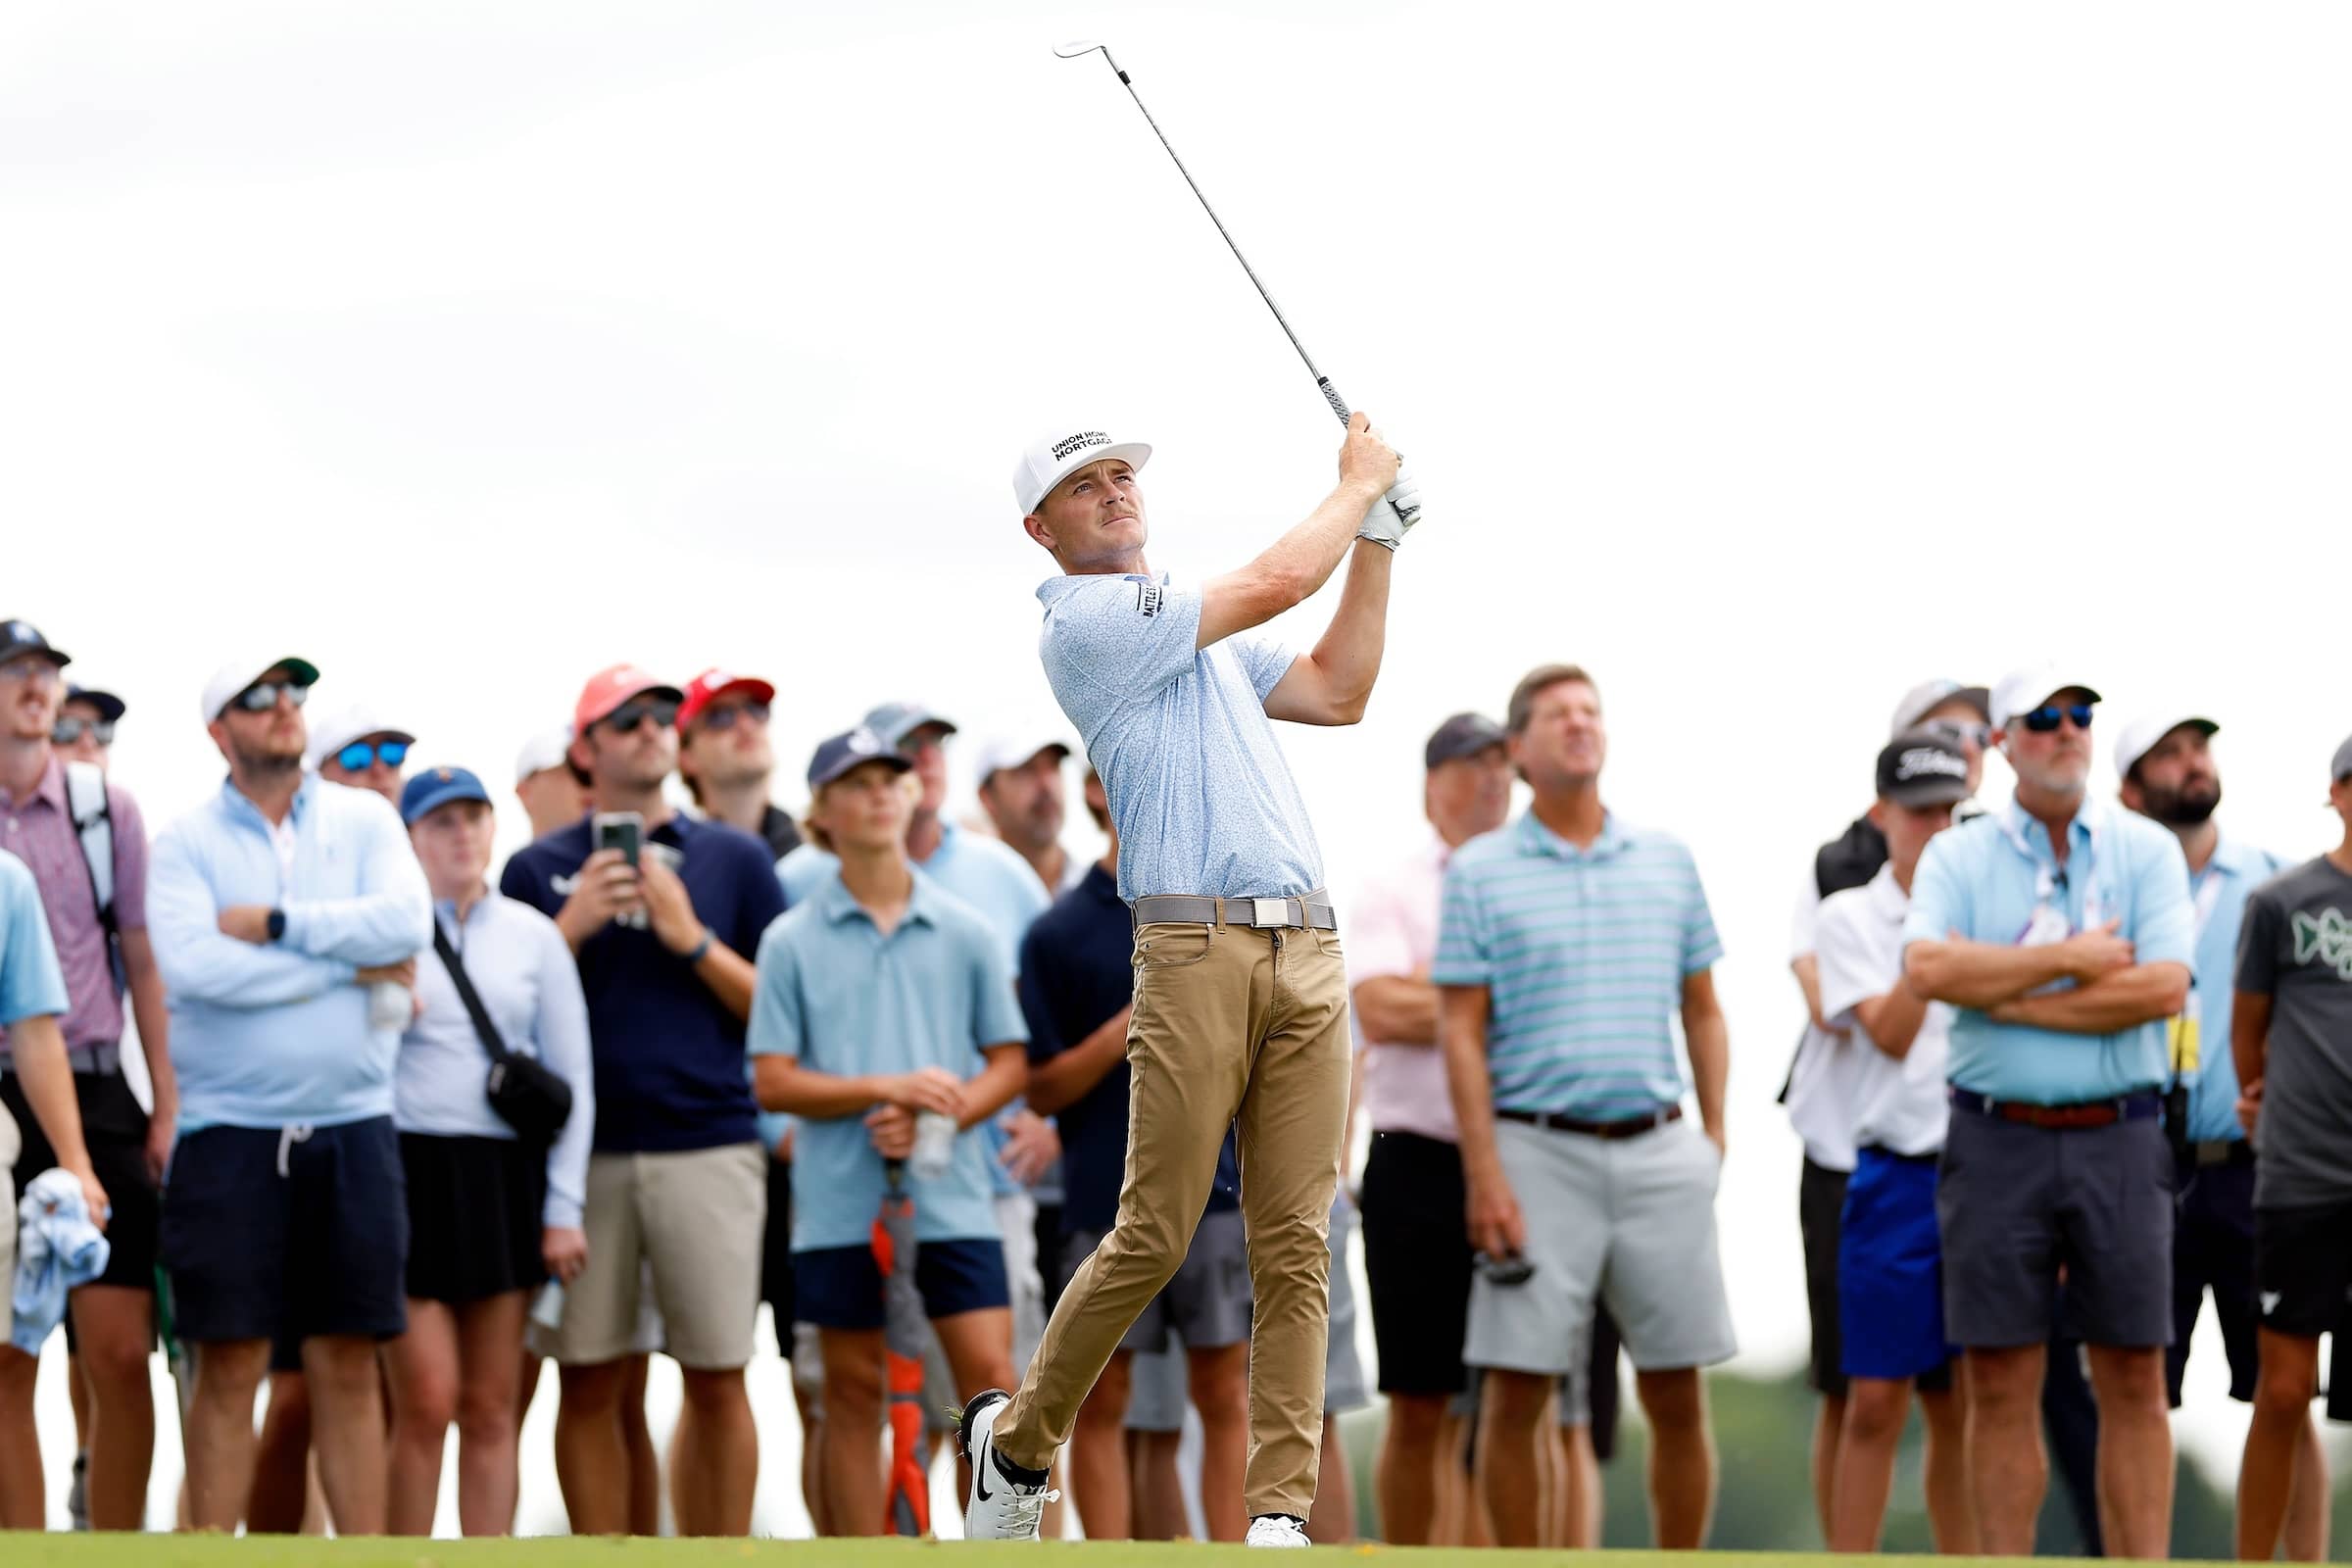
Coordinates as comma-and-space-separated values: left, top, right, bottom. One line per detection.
433, 922, 574, 1149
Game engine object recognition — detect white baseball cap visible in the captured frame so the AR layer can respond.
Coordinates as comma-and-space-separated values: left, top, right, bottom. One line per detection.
1989, 664, 2104, 732
514, 724, 575, 786
199, 655, 319, 723
972, 734, 1073, 786
2113, 712, 2220, 781
1889, 678, 1990, 738
306, 704, 416, 770
1012, 427, 1152, 515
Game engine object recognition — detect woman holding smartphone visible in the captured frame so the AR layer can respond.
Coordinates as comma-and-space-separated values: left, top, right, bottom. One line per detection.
384, 766, 594, 1536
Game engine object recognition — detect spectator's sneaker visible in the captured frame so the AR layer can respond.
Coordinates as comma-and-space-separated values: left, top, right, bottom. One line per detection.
958, 1388, 1054, 1540
67, 1453, 88, 1532
1246, 1514, 1311, 1547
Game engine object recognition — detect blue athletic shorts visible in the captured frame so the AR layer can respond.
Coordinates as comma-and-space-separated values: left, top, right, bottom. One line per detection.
1839, 1146, 1956, 1381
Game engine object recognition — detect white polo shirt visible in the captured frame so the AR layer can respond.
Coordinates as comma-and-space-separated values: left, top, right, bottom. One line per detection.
1815, 863, 1952, 1158
1783, 869, 1870, 1172
1349, 833, 1455, 1144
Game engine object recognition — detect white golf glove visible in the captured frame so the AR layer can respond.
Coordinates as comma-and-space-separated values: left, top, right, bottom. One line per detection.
1356, 467, 1423, 551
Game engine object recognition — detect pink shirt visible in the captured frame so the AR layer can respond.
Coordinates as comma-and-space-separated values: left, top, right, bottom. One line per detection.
1350, 833, 1456, 1144
0, 757, 149, 1060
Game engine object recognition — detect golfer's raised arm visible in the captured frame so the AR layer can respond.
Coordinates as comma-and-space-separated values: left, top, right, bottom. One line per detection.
1197, 413, 1397, 651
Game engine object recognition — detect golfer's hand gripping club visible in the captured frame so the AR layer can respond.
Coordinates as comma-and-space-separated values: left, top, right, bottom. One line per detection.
1324, 380, 1421, 546
1337, 407, 1419, 552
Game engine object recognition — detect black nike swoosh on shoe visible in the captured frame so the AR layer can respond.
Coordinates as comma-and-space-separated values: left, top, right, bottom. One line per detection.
975, 1456, 995, 1502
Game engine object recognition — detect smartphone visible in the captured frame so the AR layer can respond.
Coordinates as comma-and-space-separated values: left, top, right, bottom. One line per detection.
1473, 1250, 1537, 1288
593, 810, 643, 868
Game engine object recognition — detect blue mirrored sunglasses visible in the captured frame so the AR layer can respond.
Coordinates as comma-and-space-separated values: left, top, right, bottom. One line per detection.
336, 739, 410, 771
2018, 703, 2095, 734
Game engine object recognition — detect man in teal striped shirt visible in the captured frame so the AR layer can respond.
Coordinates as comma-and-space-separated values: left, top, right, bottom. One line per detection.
1436, 662, 1735, 1549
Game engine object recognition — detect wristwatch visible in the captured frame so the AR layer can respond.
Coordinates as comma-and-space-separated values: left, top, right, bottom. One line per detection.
266, 907, 287, 943
683, 926, 714, 964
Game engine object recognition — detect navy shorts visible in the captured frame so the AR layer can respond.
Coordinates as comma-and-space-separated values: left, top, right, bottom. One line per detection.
2169, 1151, 2259, 1405
1839, 1148, 1956, 1382
160, 1118, 409, 1349
793, 1236, 1008, 1331
1937, 1103, 2175, 1349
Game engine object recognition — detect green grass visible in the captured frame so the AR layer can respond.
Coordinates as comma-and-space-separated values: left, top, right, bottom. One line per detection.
0, 1544, 1963, 1567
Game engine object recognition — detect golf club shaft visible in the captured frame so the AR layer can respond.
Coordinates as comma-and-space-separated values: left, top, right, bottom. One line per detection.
1091, 49, 1354, 426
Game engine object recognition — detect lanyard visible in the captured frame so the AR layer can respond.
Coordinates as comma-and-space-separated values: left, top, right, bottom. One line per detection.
1997, 798, 2103, 935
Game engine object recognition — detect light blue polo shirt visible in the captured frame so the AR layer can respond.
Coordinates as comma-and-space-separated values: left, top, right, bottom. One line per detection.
2179, 834, 2285, 1143
1036, 571, 1318, 901
1902, 799, 2194, 1105
1432, 811, 1722, 1119
747, 869, 1028, 1250
0, 849, 69, 1026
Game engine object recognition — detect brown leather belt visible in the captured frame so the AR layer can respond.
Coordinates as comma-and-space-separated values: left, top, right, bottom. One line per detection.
1495, 1104, 1683, 1141
1131, 892, 1338, 932
1948, 1087, 2162, 1130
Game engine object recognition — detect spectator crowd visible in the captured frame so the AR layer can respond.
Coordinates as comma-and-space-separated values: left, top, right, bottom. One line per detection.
3, 612, 2351, 1559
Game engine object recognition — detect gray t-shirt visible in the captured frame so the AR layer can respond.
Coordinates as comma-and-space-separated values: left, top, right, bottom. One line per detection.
2234, 856, 2352, 1209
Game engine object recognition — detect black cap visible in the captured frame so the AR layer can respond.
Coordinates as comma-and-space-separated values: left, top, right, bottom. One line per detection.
1877, 730, 1972, 807
0, 620, 70, 670
1425, 711, 1507, 770
64, 684, 125, 723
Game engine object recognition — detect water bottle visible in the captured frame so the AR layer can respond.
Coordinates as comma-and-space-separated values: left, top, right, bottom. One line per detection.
531, 1281, 565, 1332
368, 981, 412, 1033
911, 1111, 956, 1182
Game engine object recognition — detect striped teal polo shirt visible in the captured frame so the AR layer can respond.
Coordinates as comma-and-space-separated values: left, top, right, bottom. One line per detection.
1433, 809, 1723, 1119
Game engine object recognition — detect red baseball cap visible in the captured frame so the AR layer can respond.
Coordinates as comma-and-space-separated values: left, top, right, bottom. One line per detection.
573, 664, 684, 733
677, 668, 778, 733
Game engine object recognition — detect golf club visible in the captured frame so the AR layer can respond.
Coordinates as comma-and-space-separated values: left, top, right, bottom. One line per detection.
1056, 39, 1419, 526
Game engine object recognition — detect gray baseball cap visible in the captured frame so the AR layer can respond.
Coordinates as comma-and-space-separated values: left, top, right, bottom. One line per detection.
2333, 734, 2352, 785
1890, 677, 1990, 738
861, 701, 957, 750
1425, 712, 1507, 770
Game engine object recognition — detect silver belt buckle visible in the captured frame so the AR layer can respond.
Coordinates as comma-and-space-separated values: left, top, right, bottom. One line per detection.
1251, 898, 1289, 928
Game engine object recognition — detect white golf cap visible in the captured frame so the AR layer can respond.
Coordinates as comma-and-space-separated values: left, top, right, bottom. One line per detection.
2114, 712, 2220, 781
972, 733, 1073, 785
199, 654, 319, 723
1889, 678, 1991, 738
1989, 664, 2104, 732
306, 704, 416, 770
514, 724, 575, 785
1012, 427, 1152, 515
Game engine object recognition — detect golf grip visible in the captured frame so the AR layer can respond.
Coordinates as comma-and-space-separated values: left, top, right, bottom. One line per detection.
1321, 376, 1423, 528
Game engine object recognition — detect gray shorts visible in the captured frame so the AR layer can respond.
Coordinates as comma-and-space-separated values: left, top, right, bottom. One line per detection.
1126, 1337, 1189, 1432
1465, 1117, 1736, 1420
1325, 1193, 1369, 1414
1063, 1205, 1252, 1356
1937, 1105, 2175, 1349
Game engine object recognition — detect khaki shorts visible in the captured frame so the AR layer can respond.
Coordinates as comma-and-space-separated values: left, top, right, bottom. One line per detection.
547, 1144, 765, 1370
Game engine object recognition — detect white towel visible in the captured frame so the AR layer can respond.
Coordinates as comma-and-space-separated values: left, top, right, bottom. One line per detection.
11, 1168, 111, 1354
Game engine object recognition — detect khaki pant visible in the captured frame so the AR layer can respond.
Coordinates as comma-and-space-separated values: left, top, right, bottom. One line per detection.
999, 915, 1350, 1520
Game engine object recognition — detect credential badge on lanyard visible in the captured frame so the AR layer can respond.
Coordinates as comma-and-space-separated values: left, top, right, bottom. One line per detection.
1998, 800, 2102, 949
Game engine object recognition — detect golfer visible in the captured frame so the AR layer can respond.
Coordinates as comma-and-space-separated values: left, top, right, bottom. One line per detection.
961, 415, 1410, 1549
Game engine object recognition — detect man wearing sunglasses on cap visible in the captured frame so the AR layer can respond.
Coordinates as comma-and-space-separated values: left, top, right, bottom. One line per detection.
0, 621, 167, 1532
147, 654, 433, 1535
499, 663, 785, 1537
54, 685, 126, 774
677, 669, 801, 862
1904, 665, 2195, 1560
310, 707, 416, 808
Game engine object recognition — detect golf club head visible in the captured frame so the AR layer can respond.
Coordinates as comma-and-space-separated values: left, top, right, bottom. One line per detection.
1053, 39, 1106, 59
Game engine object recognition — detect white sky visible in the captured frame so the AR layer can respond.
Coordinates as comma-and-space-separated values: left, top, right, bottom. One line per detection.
9, 0, 2350, 1536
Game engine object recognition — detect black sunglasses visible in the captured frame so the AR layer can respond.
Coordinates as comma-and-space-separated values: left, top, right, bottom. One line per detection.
234, 680, 311, 713
696, 701, 770, 733
52, 717, 117, 747
602, 700, 679, 735
2018, 703, 2095, 734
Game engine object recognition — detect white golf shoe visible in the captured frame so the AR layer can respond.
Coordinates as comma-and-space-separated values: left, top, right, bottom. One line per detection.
959, 1389, 1057, 1541
1246, 1515, 1311, 1547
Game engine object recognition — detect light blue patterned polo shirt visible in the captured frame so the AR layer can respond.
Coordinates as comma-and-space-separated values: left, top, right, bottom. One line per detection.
1036, 571, 1319, 902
